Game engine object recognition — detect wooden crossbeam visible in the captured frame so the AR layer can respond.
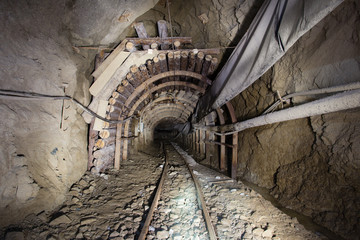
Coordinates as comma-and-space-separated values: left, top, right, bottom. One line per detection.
126, 37, 191, 45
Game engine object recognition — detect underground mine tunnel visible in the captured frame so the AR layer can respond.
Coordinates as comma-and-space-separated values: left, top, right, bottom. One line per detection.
0, 0, 359, 239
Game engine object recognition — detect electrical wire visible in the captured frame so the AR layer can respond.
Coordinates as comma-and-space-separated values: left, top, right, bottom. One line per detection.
0, 89, 134, 124
166, 0, 176, 120
262, 82, 360, 115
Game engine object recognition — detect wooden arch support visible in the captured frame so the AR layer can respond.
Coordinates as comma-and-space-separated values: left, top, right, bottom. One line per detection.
143, 109, 192, 125
127, 99, 194, 133
211, 102, 238, 178
139, 95, 197, 116
126, 81, 205, 117
124, 70, 211, 107
90, 48, 220, 172
117, 82, 205, 164
141, 100, 194, 113
142, 106, 192, 126
148, 115, 189, 128
141, 103, 193, 121
148, 116, 188, 129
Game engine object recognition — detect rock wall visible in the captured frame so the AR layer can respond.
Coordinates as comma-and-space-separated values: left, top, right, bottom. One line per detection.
232, 1, 360, 239
120, 0, 263, 63
0, 0, 159, 227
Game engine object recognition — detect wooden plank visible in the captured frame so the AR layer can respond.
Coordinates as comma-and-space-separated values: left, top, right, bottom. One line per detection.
92, 40, 128, 79
89, 51, 130, 96
126, 37, 191, 45
157, 20, 168, 38
134, 22, 149, 38
134, 22, 150, 50
93, 100, 109, 131
157, 20, 169, 50
82, 51, 159, 123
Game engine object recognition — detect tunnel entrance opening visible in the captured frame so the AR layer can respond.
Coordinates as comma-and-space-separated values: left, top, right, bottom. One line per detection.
153, 121, 180, 142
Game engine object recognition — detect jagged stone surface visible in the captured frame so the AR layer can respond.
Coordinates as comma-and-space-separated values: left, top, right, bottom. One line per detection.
229, 1, 360, 239
0, 0, 159, 227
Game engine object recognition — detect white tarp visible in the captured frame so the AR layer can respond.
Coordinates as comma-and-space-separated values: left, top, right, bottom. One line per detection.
194, 0, 344, 121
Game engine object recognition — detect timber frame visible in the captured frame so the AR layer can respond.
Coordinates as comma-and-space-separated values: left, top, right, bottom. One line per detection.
86, 21, 240, 180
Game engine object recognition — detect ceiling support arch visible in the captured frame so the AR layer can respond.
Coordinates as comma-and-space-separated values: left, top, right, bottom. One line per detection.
89, 49, 219, 172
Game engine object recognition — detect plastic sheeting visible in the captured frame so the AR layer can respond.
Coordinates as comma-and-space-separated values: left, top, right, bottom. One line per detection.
193, 0, 344, 122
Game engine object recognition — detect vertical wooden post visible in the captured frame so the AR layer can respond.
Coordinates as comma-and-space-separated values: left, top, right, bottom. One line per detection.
226, 102, 238, 179
205, 112, 216, 165
186, 52, 196, 78
216, 108, 226, 171
199, 129, 205, 157
208, 58, 218, 77
205, 129, 210, 161
174, 51, 181, 90
194, 52, 205, 74
195, 130, 199, 154
122, 120, 130, 161
114, 121, 123, 170
167, 52, 175, 85
180, 51, 189, 81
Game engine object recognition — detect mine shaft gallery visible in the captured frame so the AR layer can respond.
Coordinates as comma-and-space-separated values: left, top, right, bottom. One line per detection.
0, 0, 359, 239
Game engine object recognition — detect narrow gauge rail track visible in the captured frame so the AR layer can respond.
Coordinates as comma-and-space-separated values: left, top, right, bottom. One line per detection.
138, 142, 217, 240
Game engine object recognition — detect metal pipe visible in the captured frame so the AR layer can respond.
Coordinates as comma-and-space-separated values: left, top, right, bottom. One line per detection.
194, 89, 360, 135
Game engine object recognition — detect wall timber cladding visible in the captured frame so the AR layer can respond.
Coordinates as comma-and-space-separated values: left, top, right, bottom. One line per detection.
0, 0, 159, 227
234, 1, 360, 239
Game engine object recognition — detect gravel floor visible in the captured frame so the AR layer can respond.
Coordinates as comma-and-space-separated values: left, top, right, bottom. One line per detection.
1, 142, 328, 240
